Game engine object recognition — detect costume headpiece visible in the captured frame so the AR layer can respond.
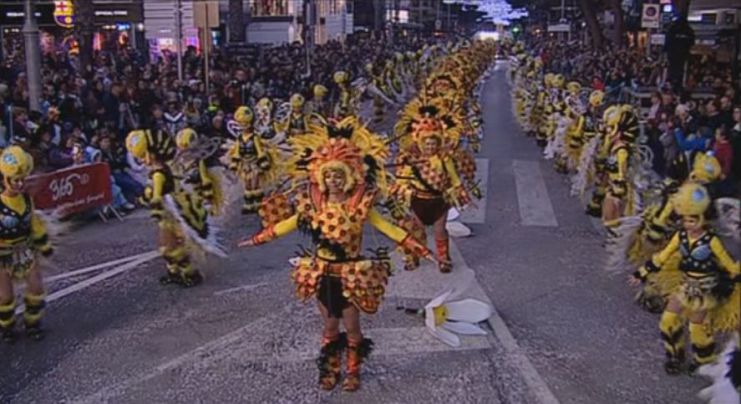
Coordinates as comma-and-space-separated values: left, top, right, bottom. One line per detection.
0, 146, 34, 181
126, 129, 176, 161
673, 183, 710, 217
288, 116, 388, 195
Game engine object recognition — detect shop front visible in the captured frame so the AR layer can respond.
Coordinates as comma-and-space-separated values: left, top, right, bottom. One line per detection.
0, 1, 144, 60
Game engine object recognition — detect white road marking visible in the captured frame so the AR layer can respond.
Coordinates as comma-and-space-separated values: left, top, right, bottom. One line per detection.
512, 160, 558, 227
45, 250, 159, 283
15, 253, 159, 315
213, 282, 268, 296
459, 158, 489, 224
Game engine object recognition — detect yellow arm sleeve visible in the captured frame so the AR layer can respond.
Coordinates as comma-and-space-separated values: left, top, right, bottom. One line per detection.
574, 116, 585, 134
368, 209, 408, 243
273, 214, 299, 238
653, 232, 680, 267
151, 172, 165, 205
444, 157, 462, 188
198, 160, 212, 187
710, 237, 740, 275
616, 148, 629, 181
30, 211, 53, 255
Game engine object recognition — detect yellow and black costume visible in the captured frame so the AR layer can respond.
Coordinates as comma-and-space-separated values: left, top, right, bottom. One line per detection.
227, 106, 282, 214
174, 128, 227, 216
245, 117, 431, 392
601, 105, 641, 235
126, 129, 226, 287
0, 146, 53, 342
633, 183, 739, 374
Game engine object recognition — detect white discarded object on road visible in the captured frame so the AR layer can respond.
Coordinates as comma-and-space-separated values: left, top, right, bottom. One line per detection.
424, 270, 493, 347
446, 221, 472, 238
697, 336, 740, 404
447, 207, 460, 221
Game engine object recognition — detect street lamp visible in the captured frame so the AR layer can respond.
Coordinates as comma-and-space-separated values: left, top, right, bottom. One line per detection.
22, 0, 42, 112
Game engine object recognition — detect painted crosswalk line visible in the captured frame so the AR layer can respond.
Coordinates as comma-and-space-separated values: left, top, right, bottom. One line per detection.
512, 160, 558, 227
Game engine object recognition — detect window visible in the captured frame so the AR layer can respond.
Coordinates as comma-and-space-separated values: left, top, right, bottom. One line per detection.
251, 0, 289, 16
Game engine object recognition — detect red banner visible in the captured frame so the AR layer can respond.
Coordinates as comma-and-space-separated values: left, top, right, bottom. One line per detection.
26, 163, 113, 215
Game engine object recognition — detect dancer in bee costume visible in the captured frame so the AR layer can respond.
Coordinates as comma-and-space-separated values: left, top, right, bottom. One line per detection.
584, 105, 621, 217
307, 84, 330, 121
285, 93, 310, 137
333, 71, 357, 118
611, 153, 723, 312
174, 128, 228, 216
392, 103, 475, 273
631, 183, 739, 375
0, 146, 53, 342
602, 105, 641, 237
226, 106, 282, 215
238, 117, 432, 392
126, 129, 226, 287
365, 62, 390, 125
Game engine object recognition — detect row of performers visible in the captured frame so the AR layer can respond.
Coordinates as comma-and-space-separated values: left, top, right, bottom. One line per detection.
0, 39, 496, 392
511, 46, 740, 401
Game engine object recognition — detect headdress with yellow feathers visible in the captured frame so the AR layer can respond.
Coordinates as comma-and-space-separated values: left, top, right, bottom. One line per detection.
288, 116, 389, 195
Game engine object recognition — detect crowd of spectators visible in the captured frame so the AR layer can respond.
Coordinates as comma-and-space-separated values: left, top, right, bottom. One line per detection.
0, 33, 434, 216
527, 38, 740, 197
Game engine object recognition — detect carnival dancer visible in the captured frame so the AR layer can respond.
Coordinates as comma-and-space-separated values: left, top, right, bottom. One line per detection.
126, 129, 226, 287
174, 128, 228, 216
285, 93, 310, 137
611, 153, 723, 312
392, 104, 475, 273
583, 105, 621, 217
602, 105, 641, 237
0, 146, 53, 342
333, 71, 358, 118
630, 183, 739, 375
227, 106, 282, 215
238, 117, 433, 391
307, 84, 331, 121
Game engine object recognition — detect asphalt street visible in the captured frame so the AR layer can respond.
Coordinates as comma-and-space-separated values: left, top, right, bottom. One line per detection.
0, 63, 712, 404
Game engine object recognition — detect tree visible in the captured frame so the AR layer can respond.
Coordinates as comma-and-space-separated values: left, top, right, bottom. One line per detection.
576, 0, 604, 48
76, 0, 94, 77
228, 0, 245, 43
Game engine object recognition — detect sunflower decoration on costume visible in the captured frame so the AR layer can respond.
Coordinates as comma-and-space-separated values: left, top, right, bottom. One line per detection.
287, 116, 390, 197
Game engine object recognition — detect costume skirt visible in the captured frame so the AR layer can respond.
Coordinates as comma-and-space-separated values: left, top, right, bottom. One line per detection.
411, 195, 449, 226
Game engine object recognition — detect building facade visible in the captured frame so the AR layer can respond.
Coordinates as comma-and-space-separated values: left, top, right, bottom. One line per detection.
246, 0, 353, 44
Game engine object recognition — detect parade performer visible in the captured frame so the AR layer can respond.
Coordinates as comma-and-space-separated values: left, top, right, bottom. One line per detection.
227, 106, 282, 215
631, 183, 739, 375
602, 105, 641, 236
392, 103, 475, 273
583, 105, 621, 217
366, 63, 391, 124
238, 117, 432, 391
610, 153, 722, 312
126, 129, 226, 287
307, 84, 330, 120
333, 71, 359, 118
174, 128, 228, 216
0, 146, 53, 342
285, 93, 310, 137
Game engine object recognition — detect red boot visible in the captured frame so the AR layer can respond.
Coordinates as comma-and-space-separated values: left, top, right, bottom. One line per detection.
435, 238, 452, 273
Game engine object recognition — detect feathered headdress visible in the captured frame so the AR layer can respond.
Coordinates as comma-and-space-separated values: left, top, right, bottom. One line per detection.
288, 116, 389, 195
394, 97, 462, 151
